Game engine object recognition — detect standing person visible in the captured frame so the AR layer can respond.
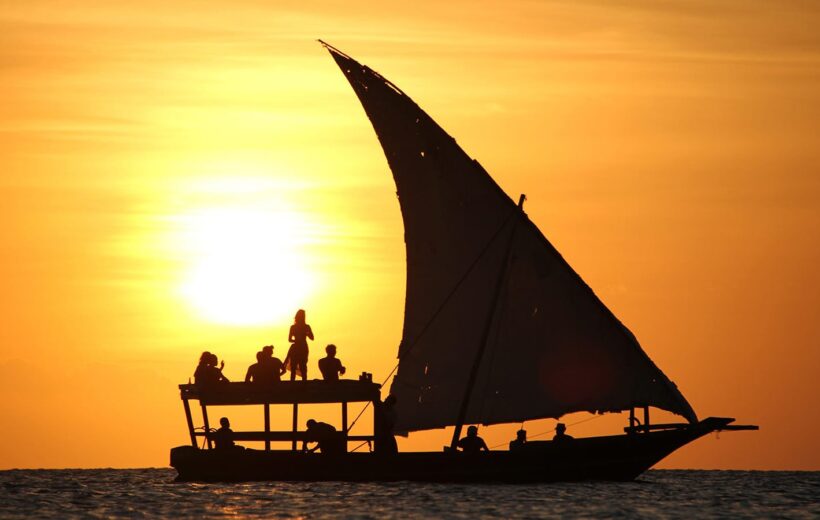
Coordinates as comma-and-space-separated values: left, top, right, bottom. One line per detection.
318, 344, 346, 381
284, 309, 313, 380
374, 394, 398, 455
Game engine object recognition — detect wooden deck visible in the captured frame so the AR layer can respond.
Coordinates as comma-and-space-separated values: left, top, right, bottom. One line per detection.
179, 380, 381, 405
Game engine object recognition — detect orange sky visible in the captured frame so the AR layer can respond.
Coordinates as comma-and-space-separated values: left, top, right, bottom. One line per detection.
1, 1, 818, 470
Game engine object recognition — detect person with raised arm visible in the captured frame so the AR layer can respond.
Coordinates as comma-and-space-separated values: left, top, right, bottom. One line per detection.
194, 351, 229, 387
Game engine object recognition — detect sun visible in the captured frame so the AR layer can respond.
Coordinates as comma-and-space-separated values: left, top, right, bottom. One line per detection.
178, 205, 315, 325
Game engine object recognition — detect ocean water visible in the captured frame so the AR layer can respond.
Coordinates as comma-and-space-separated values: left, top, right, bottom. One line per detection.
0, 469, 817, 519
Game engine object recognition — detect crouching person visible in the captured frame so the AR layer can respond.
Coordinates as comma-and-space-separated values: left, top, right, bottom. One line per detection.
302, 419, 344, 455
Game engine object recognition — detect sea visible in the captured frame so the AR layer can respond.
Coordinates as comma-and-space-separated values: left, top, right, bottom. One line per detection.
0, 469, 817, 519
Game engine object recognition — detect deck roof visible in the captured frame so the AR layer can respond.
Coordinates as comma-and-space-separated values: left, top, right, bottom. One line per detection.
179, 380, 381, 405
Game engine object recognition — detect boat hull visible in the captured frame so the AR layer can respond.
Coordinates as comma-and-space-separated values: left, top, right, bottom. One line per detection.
170, 419, 724, 483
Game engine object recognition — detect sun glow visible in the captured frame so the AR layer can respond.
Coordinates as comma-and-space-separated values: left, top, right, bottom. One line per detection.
178, 205, 316, 325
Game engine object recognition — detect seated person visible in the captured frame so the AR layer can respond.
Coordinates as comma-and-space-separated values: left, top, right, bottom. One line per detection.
302, 419, 344, 454
509, 429, 527, 451
212, 417, 236, 450
245, 351, 264, 383
457, 425, 489, 453
258, 345, 285, 383
553, 423, 574, 442
194, 352, 229, 387
318, 344, 346, 381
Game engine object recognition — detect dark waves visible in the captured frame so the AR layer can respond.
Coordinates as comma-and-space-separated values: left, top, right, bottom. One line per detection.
0, 469, 817, 519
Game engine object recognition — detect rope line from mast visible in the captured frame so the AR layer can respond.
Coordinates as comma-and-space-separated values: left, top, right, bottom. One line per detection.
346, 209, 518, 434
488, 415, 604, 450
397, 208, 518, 363
349, 440, 371, 453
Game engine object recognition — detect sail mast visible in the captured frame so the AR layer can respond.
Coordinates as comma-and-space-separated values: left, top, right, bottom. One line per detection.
323, 42, 698, 432
449, 195, 526, 450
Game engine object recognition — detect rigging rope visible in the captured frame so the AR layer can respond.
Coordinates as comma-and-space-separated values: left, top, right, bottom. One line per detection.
488, 415, 604, 450
347, 209, 518, 434
349, 440, 371, 453
346, 364, 398, 433
194, 426, 213, 449
396, 209, 517, 363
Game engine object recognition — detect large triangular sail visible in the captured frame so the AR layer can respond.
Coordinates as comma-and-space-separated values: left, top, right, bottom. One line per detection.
323, 42, 697, 433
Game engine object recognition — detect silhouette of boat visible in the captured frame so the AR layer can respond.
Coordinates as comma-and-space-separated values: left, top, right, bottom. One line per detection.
170, 42, 756, 482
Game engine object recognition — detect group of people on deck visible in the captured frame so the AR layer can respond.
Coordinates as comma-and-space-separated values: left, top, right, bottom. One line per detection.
193, 309, 346, 386
211, 415, 572, 454
194, 308, 575, 454
455, 423, 574, 454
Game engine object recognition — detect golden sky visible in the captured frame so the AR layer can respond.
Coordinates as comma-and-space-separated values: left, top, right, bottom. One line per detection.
1, 0, 818, 470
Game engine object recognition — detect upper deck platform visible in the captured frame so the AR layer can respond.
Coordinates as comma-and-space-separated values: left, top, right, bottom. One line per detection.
179, 380, 381, 406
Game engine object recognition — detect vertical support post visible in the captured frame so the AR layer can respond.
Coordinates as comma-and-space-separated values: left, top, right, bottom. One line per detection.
264, 403, 271, 451
291, 403, 299, 451
342, 401, 348, 452
373, 397, 378, 453
643, 406, 650, 433
201, 403, 213, 449
182, 398, 197, 447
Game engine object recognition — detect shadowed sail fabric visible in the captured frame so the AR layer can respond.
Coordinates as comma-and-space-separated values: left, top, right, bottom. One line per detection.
324, 43, 697, 433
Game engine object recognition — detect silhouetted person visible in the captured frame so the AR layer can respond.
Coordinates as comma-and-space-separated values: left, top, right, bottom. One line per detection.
374, 394, 398, 455
194, 351, 229, 387
285, 309, 314, 380
509, 429, 527, 451
245, 351, 264, 383
213, 417, 235, 450
457, 425, 489, 453
318, 344, 346, 381
302, 419, 343, 454
194, 351, 213, 384
258, 345, 285, 383
553, 423, 574, 442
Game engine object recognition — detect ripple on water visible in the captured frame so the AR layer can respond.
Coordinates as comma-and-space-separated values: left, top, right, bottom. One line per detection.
0, 469, 817, 519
